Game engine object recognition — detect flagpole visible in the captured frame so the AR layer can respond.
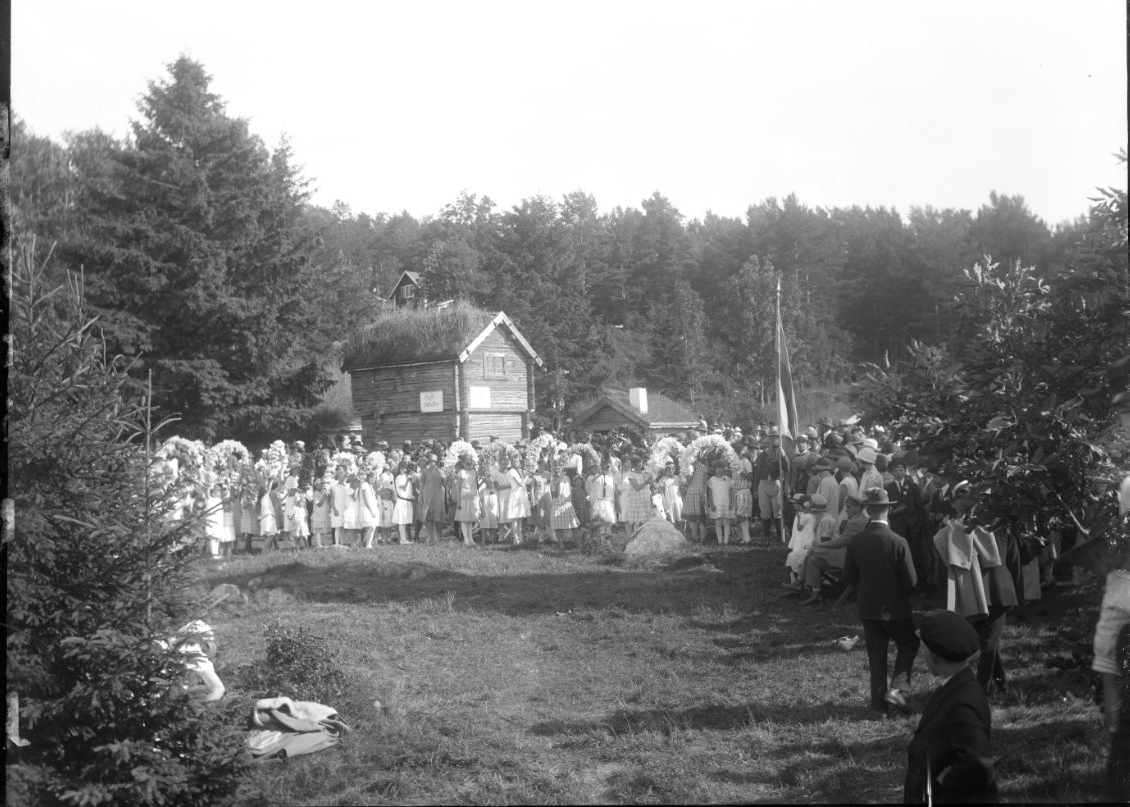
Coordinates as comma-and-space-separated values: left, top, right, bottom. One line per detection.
775, 278, 787, 545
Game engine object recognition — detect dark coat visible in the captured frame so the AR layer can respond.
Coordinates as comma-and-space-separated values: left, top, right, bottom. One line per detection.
843, 519, 918, 621
904, 667, 999, 803
887, 478, 926, 537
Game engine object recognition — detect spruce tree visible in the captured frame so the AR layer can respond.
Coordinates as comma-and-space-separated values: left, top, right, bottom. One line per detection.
65, 56, 333, 443
6, 238, 245, 805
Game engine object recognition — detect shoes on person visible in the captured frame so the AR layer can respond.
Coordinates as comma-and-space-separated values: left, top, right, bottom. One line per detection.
884, 688, 908, 710
801, 592, 823, 606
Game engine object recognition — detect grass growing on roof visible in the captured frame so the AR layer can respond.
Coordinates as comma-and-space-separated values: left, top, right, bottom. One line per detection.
342, 302, 496, 369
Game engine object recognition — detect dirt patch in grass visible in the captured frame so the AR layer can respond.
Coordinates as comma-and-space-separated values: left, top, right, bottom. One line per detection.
198, 543, 1112, 804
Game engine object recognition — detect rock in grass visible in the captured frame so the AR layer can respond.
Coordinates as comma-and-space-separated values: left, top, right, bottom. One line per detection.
624, 518, 691, 556
208, 583, 246, 604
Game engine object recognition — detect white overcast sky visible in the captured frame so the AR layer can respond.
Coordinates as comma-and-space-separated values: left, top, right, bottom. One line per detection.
13, 0, 1128, 226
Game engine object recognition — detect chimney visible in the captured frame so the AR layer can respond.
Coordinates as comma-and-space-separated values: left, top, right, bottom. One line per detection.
629, 387, 648, 415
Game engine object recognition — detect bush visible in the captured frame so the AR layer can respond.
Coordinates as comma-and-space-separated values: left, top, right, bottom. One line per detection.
231, 621, 348, 703
6, 238, 246, 805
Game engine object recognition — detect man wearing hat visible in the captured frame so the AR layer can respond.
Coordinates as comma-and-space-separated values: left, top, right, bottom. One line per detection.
903, 610, 999, 803
887, 455, 928, 590
843, 487, 920, 713
812, 456, 841, 520
753, 429, 789, 544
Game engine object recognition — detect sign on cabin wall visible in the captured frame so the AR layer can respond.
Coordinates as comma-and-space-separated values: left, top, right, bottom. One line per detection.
468, 386, 491, 409
420, 390, 443, 413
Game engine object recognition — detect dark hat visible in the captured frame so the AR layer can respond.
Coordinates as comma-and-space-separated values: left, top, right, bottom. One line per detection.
813, 457, 834, 472
889, 455, 908, 470
918, 610, 981, 662
824, 433, 843, 448
860, 487, 892, 507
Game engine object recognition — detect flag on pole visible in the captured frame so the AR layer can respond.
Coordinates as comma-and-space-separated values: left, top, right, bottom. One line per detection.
776, 280, 799, 455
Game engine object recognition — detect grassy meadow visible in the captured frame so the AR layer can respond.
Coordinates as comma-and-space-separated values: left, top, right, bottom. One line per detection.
195, 534, 1111, 805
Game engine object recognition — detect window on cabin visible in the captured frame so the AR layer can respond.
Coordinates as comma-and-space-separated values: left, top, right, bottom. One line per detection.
400, 284, 416, 299
484, 353, 506, 379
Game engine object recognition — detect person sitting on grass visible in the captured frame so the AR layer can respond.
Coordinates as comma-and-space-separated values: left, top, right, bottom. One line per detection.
707, 462, 735, 545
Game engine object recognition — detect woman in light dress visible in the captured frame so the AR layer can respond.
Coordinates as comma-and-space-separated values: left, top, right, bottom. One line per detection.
587, 458, 617, 542
345, 472, 379, 547
619, 455, 652, 535
785, 494, 818, 587
550, 460, 579, 544
455, 457, 480, 546
392, 461, 416, 544
492, 453, 526, 544
658, 459, 683, 529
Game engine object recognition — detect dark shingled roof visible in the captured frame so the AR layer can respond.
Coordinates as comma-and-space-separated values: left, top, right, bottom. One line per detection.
573, 388, 700, 430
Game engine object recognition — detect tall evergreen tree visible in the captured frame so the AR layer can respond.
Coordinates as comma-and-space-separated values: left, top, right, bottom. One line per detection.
62, 57, 331, 443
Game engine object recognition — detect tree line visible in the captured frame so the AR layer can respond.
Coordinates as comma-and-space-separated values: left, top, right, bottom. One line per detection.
11, 56, 1103, 445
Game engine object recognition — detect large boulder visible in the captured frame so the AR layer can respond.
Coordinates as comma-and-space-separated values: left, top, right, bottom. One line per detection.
624, 518, 691, 556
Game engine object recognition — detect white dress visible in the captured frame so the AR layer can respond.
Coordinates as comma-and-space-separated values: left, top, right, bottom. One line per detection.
392, 473, 415, 526
786, 511, 816, 574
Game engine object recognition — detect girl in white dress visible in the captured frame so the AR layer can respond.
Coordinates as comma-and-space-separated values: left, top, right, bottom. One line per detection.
503, 455, 530, 544
392, 462, 416, 544
587, 458, 617, 542
785, 495, 819, 586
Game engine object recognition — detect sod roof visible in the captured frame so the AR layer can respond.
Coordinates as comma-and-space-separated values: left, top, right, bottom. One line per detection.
341, 302, 543, 370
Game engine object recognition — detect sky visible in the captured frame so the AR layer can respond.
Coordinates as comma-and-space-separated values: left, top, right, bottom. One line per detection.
13, 0, 1128, 226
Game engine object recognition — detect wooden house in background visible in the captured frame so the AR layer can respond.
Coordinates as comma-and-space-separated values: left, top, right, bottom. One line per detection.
387, 270, 425, 308
570, 387, 700, 437
342, 303, 544, 445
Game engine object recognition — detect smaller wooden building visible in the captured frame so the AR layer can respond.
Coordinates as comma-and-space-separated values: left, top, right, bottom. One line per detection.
571, 388, 700, 437
342, 303, 544, 445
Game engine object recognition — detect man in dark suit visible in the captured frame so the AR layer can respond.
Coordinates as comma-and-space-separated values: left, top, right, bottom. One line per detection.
904, 610, 1000, 803
887, 456, 930, 590
843, 487, 920, 713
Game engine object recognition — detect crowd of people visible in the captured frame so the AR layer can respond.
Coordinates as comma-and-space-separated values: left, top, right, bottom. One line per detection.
150, 400, 1130, 802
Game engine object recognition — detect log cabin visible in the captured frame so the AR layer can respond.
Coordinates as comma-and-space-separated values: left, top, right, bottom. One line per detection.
342, 303, 544, 446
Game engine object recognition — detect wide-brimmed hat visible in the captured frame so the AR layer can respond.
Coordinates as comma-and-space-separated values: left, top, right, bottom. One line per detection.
856, 446, 878, 464
889, 455, 908, 471
860, 487, 892, 507
861, 437, 879, 450
813, 457, 834, 472
808, 493, 828, 512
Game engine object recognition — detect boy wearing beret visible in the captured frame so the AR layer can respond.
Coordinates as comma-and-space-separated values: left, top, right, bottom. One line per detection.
904, 610, 999, 804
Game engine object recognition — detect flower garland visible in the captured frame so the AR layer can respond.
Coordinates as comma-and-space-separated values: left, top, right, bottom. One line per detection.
521, 433, 556, 477
208, 439, 250, 489
255, 440, 289, 484
646, 435, 686, 479
362, 450, 387, 476
322, 451, 359, 487
570, 442, 602, 477
442, 440, 479, 479
680, 435, 741, 477
157, 436, 210, 492
477, 440, 511, 479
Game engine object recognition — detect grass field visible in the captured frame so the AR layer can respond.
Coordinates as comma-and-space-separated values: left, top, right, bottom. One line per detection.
196, 536, 1111, 805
